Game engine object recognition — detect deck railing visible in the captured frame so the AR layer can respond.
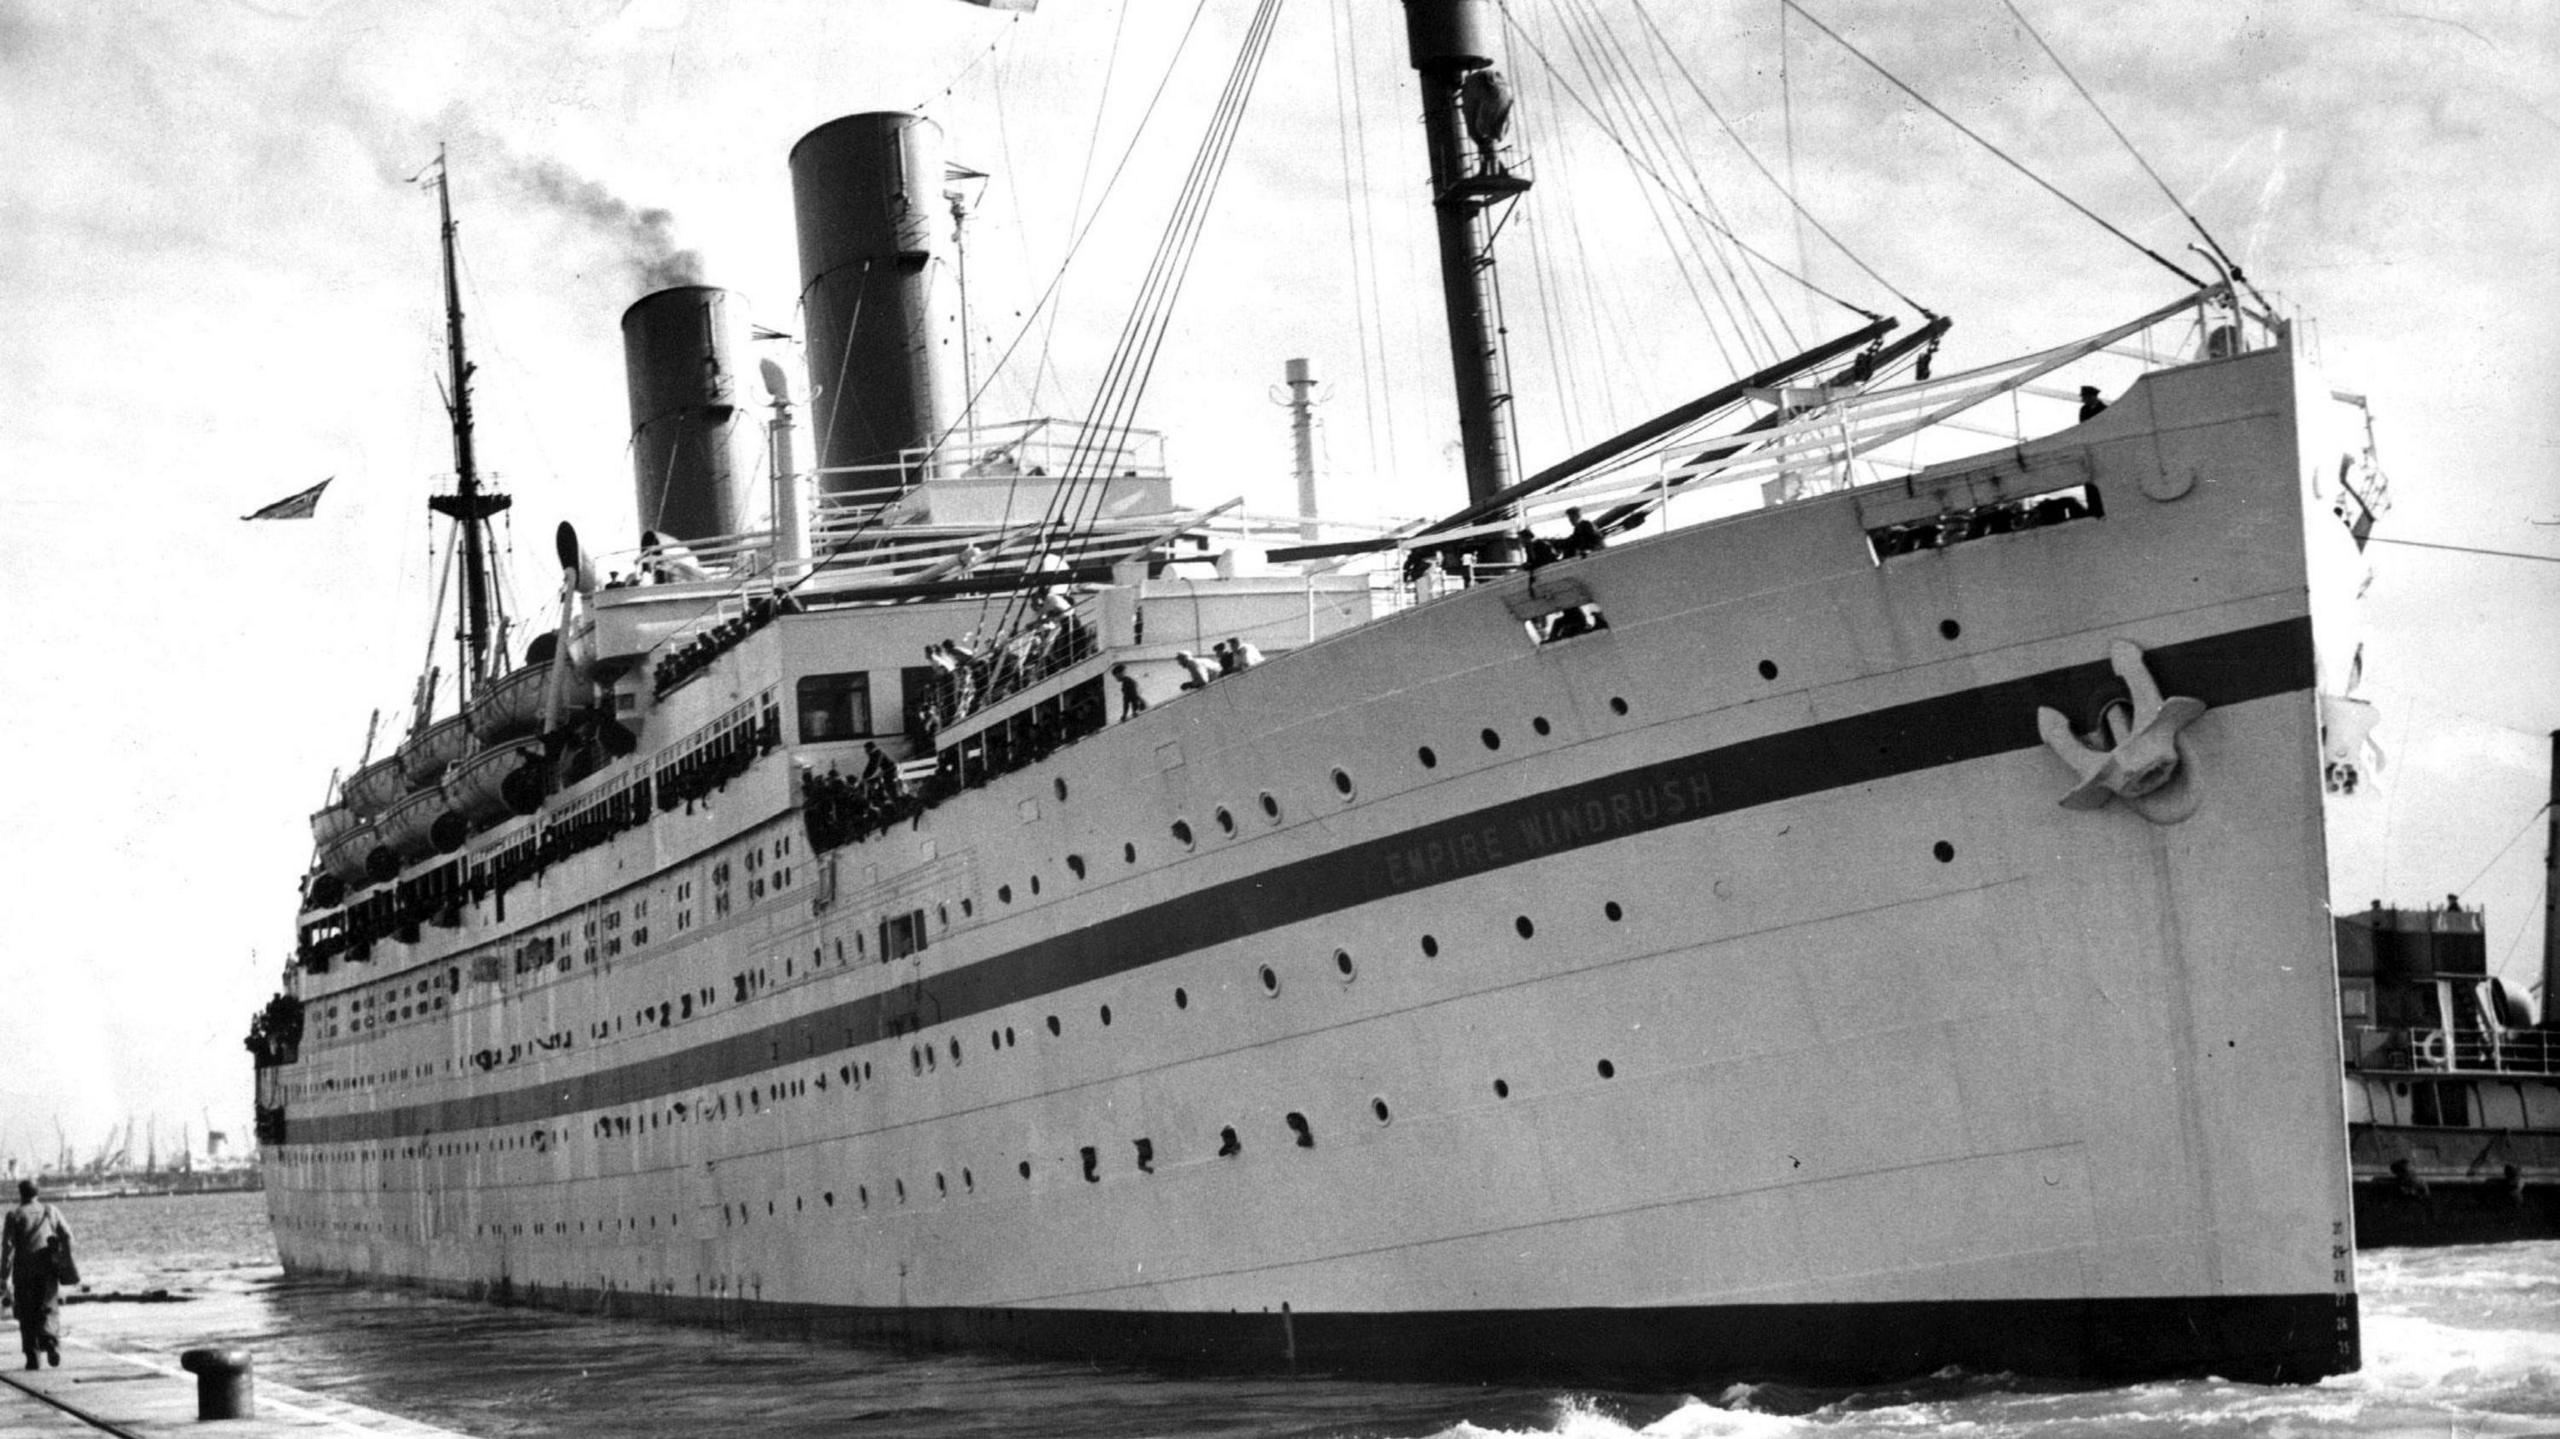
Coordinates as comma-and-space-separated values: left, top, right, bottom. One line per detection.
2350, 1025, 2560, 1076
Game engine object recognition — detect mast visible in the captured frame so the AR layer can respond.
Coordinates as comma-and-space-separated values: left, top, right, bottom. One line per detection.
1401, 0, 1530, 527
427, 147, 512, 708
2543, 729, 2558, 1022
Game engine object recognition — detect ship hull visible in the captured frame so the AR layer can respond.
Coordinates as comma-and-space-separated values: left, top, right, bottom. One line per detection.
262, 339, 2362, 1386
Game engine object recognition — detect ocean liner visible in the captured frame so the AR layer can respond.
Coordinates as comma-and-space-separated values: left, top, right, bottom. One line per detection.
250, 0, 2371, 1386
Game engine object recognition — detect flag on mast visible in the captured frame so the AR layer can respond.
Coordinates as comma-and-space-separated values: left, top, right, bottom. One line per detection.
243, 478, 332, 521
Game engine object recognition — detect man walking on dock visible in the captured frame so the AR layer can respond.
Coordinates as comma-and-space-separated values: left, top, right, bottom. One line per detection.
1, 1179, 71, 1369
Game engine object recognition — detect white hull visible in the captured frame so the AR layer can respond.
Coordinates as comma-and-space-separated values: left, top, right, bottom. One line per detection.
258, 341, 2361, 1384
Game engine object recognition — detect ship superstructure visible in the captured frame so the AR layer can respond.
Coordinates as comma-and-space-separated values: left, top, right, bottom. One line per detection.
251, 1, 2372, 1387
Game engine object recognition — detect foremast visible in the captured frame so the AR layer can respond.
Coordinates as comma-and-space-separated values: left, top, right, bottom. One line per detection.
427, 148, 512, 712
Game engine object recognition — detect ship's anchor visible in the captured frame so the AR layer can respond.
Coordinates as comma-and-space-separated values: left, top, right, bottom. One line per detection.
2037, 640, 2206, 822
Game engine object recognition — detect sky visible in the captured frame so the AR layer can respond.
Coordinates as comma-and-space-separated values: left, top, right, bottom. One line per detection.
0, 0, 2552, 1169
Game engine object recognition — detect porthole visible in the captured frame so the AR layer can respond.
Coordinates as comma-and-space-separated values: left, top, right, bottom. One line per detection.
1054, 776, 1070, 801
1046, 1015, 1062, 1036
1099, 1004, 1113, 1026
1030, 874, 1042, 895
1172, 820, 1195, 848
1418, 746, 1438, 769
1597, 1059, 1617, 1079
1124, 842, 1138, 864
1259, 964, 1280, 995
1515, 915, 1535, 939
1334, 949, 1355, 980
1939, 619, 1962, 640
962, 897, 974, 917
1371, 1097, 1392, 1124
1604, 900, 1623, 922
1480, 727, 1501, 751
1018, 1160, 1032, 1180
1532, 716, 1552, 736
1174, 987, 1190, 1009
1493, 1079, 1510, 1099
935, 1173, 947, 1195
1068, 854, 1086, 879
1608, 696, 1629, 717
1757, 659, 1779, 681
1259, 791, 1281, 822
1420, 934, 1439, 957
1933, 840, 1956, 863
1215, 807, 1235, 835
998, 884, 1013, 904
1331, 767, 1355, 798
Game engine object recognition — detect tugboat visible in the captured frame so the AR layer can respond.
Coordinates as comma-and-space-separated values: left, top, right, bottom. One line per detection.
2339, 736, 2560, 1246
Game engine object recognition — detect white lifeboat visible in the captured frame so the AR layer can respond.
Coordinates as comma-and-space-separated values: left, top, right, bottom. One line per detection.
375, 785, 450, 863
467, 662, 553, 743
399, 714, 472, 791
445, 735, 548, 825
317, 817, 383, 886
310, 803, 359, 850
341, 756, 407, 817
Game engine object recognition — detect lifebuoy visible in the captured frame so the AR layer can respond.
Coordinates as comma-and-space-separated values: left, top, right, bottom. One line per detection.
2417, 1030, 2451, 1069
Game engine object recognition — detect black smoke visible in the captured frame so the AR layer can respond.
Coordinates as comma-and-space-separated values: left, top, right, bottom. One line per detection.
510, 158, 703, 293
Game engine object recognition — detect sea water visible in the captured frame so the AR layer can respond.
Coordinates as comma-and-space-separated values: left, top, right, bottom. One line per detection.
50, 1191, 2560, 1437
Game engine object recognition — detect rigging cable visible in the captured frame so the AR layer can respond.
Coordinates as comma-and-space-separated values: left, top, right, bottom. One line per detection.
1501, 10, 1882, 322
1540, 0, 1751, 372
1032, 0, 1134, 413
1627, 0, 1926, 319
1778, 0, 1812, 307
1326, 0, 1387, 484
1996, 0, 2272, 314
1780, 0, 2208, 289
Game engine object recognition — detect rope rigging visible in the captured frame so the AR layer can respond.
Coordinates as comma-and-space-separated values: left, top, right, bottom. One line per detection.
1993, 0, 2272, 315
1779, 0, 2210, 290
1499, 5, 1885, 324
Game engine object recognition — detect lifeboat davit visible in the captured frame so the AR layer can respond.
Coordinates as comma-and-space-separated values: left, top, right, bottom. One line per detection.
375, 785, 450, 863
400, 714, 472, 791
341, 756, 407, 818
445, 735, 548, 824
317, 817, 384, 886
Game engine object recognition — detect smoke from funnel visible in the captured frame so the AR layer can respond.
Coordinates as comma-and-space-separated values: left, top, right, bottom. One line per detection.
511, 158, 703, 292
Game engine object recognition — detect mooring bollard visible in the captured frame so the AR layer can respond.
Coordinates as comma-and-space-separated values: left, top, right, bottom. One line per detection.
177, 1347, 254, 1421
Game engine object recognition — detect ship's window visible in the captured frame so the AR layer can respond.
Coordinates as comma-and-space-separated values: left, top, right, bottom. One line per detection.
1174, 987, 1189, 1009
1371, 1098, 1391, 1124
1259, 965, 1279, 995
1481, 728, 1501, 751
1134, 1138, 1155, 1173
1046, 1015, 1061, 1036
1940, 619, 1963, 640
1285, 1112, 1314, 1147
1418, 746, 1438, 769
1214, 807, 1234, 835
1080, 1147, 1099, 1183
1171, 820, 1194, 848
1515, 916, 1535, 939
1532, 716, 1551, 736
1597, 1059, 1617, 1079
1019, 1161, 1032, 1180
1217, 1126, 1241, 1157
1334, 949, 1355, 980
1332, 768, 1354, 798
998, 885, 1013, 905
1030, 874, 1042, 895
1933, 841, 1956, 863
1493, 1078, 1510, 1098
802, 673, 867, 743
1259, 792, 1280, 822
1124, 842, 1138, 865
1067, 854, 1085, 879
1099, 1004, 1113, 1025
1054, 777, 1070, 802
1608, 697, 1629, 717
1420, 934, 1439, 957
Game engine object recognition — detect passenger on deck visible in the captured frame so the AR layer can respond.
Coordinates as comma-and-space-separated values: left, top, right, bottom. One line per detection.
1563, 507, 1605, 558
1228, 638, 1264, 670
1520, 530, 1560, 571
1114, 663, 1149, 718
2079, 385, 2108, 421
1175, 650, 1218, 690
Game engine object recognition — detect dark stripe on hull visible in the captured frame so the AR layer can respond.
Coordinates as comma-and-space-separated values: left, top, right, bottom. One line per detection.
284, 616, 2315, 1146
285, 1264, 2356, 1386
2352, 1178, 2560, 1248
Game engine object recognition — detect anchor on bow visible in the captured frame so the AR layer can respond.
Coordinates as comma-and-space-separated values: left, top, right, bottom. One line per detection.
2037, 640, 2207, 819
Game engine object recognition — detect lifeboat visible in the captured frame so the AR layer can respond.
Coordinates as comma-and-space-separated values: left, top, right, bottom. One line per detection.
310, 803, 359, 850
399, 714, 472, 791
467, 662, 552, 743
341, 756, 407, 817
375, 785, 450, 863
445, 735, 548, 825
317, 817, 385, 886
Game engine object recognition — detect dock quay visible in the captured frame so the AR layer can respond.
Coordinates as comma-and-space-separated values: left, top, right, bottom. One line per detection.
0, 1337, 465, 1438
